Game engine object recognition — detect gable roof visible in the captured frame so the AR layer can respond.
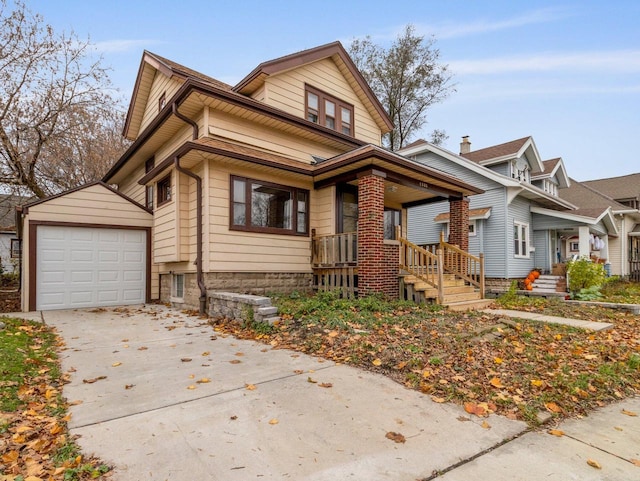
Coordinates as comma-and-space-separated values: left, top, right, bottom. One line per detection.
531, 158, 570, 188
557, 177, 628, 220
234, 41, 393, 134
398, 139, 575, 210
460, 136, 545, 174
582, 173, 640, 201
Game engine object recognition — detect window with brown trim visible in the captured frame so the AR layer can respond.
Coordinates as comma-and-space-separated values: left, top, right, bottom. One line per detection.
10, 239, 21, 258
145, 157, 155, 173
146, 185, 154, 210
231, 176, 309, 235
157, 175, 171, 206
305, 85, 354, 136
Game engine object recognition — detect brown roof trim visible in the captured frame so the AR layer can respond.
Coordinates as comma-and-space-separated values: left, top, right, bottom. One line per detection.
21, 181, 152, 215
314, 145, 484, 195
234, 41, 393, 132
105, 78, 366, 183
138, 140, 315, 186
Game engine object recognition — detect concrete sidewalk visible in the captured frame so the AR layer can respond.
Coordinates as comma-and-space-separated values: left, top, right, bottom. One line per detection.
483, 308, 614, 331
10, 306, 639, 480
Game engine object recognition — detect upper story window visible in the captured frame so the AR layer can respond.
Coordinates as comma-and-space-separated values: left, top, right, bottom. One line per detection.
231, 175, 309, 236
157, 174, 172, 207
158, 92, 166, 112
511, 160, 530, 183
305, 85, 354, 136
542, 179, 558, 196
145, 157, 155, 210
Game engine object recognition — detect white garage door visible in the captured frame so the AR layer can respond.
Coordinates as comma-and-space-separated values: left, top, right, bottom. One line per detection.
36, 225, 147, 310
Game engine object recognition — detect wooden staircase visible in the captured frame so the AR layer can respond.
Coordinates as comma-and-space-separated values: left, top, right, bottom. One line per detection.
398, 230, 489, 310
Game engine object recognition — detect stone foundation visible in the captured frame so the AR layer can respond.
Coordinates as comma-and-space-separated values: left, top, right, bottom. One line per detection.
208, 291, 279, 324
485, 278, 516, 293
160, 272, 312, 311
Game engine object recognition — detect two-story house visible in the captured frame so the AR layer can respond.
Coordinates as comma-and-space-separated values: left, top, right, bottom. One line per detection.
18, 42, 482, 312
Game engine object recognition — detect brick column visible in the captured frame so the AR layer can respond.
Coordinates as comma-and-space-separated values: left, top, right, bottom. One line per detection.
357, 171, 397, 298
449, 197, 469, 251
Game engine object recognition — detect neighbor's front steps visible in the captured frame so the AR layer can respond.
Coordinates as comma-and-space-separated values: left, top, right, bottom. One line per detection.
400, 274, 492, 310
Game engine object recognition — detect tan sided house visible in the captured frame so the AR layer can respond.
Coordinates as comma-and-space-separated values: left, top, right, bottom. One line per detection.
19, 42, 483, 312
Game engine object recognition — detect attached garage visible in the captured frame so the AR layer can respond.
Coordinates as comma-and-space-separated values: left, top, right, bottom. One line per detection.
20, 182, 154, 311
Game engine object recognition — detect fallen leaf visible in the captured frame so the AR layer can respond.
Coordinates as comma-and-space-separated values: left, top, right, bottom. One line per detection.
307, 377, 317, 383
138, 346, 148, 351
545, 402, 563, 413
189, 374, 195, 379
481, 421, 491, 429
187, 385, 196, 390
489, 377, 503, 388
493, 357, 503, 364
629, 458, 640, 467
548, 429, 565, 437
124, 384, 134, 390
229, 359, 242, 364
621, 409, 637, 417
230, 415, 238, 420
245, 384, 257, 390
268, 418, 279, 425
111, 362, 122, 367
201, 351, 210, 356
372, 358, 382, 366
395, 361, 408, 370
586, 459, 601, 469
68, 400, 83, 406
293, 369, 304, 374
196, 378, 211, 384
385, 431, 406, 443
328, 331, 339, 338
319, 383, 333, 388
181, 358, 192, 362
431, 396, 446, 403
82, 376, 107, 384
235, 352, 244, 357
530, 379, 544, 387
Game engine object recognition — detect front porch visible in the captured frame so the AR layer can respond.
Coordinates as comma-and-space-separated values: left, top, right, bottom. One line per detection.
312, 229, 486, 306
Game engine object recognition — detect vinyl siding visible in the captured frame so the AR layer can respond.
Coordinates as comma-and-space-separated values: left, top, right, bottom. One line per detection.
119, 163, 146, 205
153, 171, 179, 263
407, 152, 501, 192
533, 230, 551, 271
507, 196, 534, 278
208, 109, 341, 163
311, 186, 335, 236
263, 58, 381, 145
139, 71, 183, 133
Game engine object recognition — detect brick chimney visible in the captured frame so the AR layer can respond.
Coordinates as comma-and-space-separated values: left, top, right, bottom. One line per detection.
460, 136, 471, 155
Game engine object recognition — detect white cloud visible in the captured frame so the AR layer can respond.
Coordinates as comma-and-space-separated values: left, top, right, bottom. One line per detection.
449, 50, 640, 75
92, 39, 159, 53
427, 7, 571, 39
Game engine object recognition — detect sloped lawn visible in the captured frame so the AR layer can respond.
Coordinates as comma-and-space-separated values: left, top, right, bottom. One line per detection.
213, 291, 640, 426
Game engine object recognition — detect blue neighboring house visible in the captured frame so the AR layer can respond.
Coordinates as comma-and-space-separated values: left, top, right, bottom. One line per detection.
399, 136, 620, 289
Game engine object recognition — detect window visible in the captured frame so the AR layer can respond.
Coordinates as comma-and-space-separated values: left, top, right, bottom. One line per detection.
511, 160, 530, 183
157, 175, 171, 206
305, 85, 354, 136
543, 179, 558, 196
172, 274, 184, 300
570, 241, 579, 252
146, 185, 154, 210
384, 208, 401, 240
514, 221, 529, 258
158, 92, 166, 112
231, 176, 309, 235
445, 220, 477, 238
10, 239, 21, 258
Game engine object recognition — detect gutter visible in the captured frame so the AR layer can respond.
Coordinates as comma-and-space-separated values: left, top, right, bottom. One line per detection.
172, 103, 207, 315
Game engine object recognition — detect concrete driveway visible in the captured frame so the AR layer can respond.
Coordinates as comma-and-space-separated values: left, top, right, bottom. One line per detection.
39, 305, 527, 480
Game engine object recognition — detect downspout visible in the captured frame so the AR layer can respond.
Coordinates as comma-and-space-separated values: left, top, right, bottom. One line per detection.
172, 103, 206, 314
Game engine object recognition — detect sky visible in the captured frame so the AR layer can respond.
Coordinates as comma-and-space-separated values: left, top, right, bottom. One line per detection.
25, 0, 640, 182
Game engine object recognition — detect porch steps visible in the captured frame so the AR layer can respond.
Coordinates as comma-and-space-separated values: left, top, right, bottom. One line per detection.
531, 275, 567, 293
445, 299, 494, 311
401, 274, 483, 306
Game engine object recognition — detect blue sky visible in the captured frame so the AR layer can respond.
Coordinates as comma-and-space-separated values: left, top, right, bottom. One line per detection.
27, 0, 640, 181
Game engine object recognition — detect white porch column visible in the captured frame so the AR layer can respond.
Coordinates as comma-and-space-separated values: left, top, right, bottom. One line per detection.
601, 235, 609, 264
578, 226, 590, 258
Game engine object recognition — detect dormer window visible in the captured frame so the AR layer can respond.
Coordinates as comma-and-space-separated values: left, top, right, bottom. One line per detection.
511, 159, 530, 183
543, 179, 558, 196
305, 85, 354, 136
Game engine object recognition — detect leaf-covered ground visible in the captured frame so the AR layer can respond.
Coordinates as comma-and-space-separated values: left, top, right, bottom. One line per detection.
213, 292, 640, 426
0, 317, 110, 480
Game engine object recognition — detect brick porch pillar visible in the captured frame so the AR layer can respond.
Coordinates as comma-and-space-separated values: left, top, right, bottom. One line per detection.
357, 170, 397, 299
449, 197, 469, 251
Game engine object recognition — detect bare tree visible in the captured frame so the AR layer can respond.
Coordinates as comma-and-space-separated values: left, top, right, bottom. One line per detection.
0, 0, 127, 198
349, 25, 455, 151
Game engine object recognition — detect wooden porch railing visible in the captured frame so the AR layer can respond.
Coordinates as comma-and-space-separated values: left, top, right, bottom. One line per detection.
311, 230, 358, 297
398, 228, 485, 302
630, 260, 640, 282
